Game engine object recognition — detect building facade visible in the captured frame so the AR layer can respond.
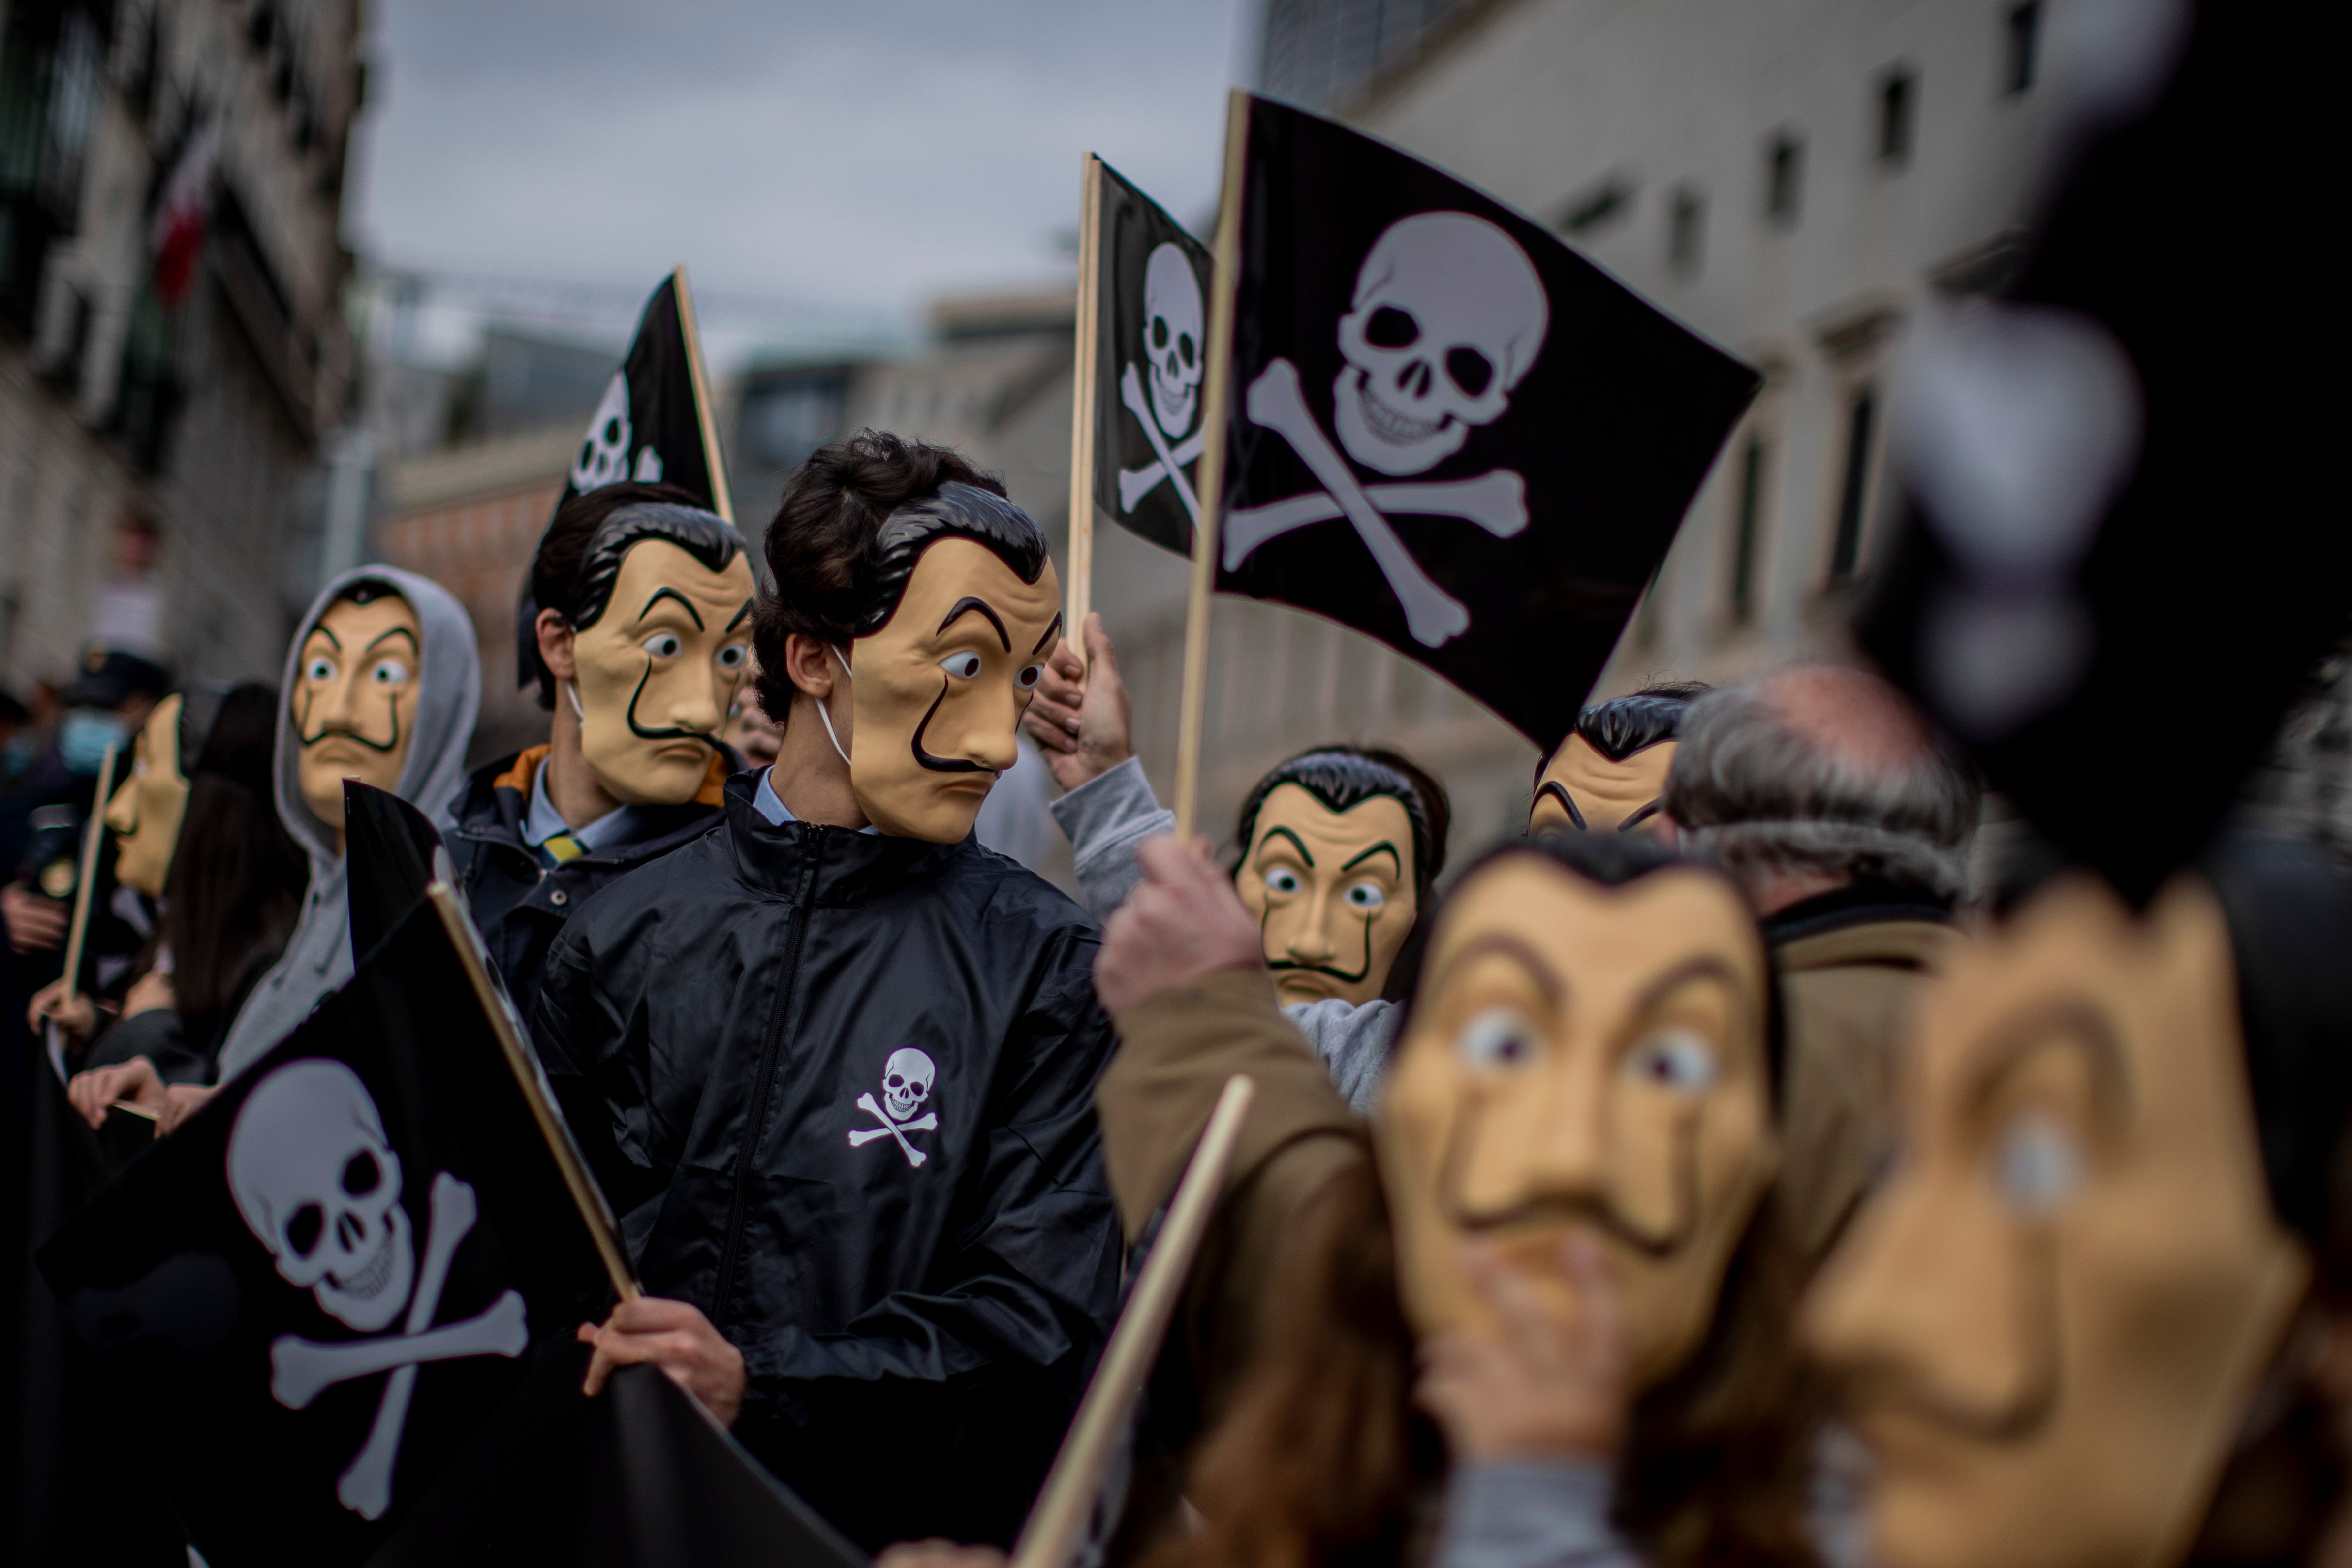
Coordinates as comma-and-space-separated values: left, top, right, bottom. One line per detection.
0, 0, 362, 696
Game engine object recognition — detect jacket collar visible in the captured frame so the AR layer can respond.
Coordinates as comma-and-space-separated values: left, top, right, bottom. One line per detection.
452, 749, 729, 868
721, 772, 972, 906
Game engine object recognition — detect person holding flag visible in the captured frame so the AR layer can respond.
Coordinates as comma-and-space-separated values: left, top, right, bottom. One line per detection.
538, 431, 1121, 1553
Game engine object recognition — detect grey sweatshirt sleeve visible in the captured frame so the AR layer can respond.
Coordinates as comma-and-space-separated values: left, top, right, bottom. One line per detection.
1433, 1458, 1641, 1568
1279, 997, 1397, 1114
1046, 755, 1176, 922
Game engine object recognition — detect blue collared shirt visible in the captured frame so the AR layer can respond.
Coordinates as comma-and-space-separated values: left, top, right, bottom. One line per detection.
753, 767, 879, 833
525, 760, 639, 853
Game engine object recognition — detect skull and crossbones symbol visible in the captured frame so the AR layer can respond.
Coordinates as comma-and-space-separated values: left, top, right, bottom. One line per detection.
1227, 211, 1550, 646
229, 1060, 527, 1521
572, 371, 664, 493
847, 1047, 938, 1168
1118, 243, 1209, 520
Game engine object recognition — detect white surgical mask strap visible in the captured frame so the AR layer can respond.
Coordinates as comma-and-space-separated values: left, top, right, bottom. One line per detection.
816, 645, 852, 767
565, 680, 585, 721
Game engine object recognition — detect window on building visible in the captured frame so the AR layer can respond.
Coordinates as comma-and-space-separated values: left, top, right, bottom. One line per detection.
1828, 387, 1877, 582
1729, 434, 1767, 622
1668, 188, 1705, 276
1765, 133, 1803, 225
2005, 2, 2041, 96
1558, 174, 1634, 238
1878, 69, 1915, 166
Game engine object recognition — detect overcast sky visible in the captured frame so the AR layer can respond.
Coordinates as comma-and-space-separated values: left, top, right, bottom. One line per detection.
351, 0, 1251, 360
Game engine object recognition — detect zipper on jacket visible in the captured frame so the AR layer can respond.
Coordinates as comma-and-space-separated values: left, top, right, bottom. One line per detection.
711, 834, 823, 1326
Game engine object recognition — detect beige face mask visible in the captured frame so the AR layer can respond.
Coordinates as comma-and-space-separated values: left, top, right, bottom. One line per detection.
1379, 854, 1778, 1386
106, 695, 188, 900
1528, 736, 1677, 837
568, 539, 756, 806
296, 593, 421, 832
1802, 873, 2311, 1568
845, 538, 1060, 843
1235, 783, 1419, 1008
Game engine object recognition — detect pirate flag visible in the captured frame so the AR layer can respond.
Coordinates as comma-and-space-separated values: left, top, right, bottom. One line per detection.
1855, 0, 2349, 904
1199, 94, 1757, 749
520, 267, 733, 691
1084, 157, 1216, 556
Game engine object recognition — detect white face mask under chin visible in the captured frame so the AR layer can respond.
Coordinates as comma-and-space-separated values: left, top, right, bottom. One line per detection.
816, 646, 852, 767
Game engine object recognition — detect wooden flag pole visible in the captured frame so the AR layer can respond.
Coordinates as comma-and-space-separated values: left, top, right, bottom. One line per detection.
1171, 90, 1250, 842
1008, 1073, 1256, 1568
425, 881, 641, 1303
60, 742, 119, 1007
674, 264, 735, 527
1065, 154, 1104, 668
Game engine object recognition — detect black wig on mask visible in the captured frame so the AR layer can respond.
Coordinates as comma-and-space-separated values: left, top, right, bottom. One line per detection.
1535, 681, 1710, 790
1234, 746, 1451, 900
515, 481, 739, 707
847, 482, 1051, 636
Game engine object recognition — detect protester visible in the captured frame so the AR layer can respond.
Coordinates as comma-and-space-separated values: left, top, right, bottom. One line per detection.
725, 683, 783, 767
1804, 831, 2352, 1568
539, 433, 1120, 1552
1662, 666, 1979, 1259
1022, 619, 1447, 1110
0, 646, 169, 975
1071, 829, 1821, 1568
54, 686, 302, 1115
73, 569, 477, 1137
1526, 683, 1705, 837
446, 481, 752, 1020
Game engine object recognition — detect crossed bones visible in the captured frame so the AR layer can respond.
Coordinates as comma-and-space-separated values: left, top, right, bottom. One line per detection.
1232, 359, 1526, 647
1118, 364, 1207, 520
269, 1172, 527, 1520
848, 1092, 937, 1168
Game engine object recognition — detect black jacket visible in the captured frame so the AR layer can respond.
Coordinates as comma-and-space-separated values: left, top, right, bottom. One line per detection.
532, 775, 1121, 1551
446, 746, 731, 1024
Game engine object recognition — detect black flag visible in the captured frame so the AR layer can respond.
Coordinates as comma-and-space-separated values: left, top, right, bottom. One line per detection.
1206, 95, 1757, 749
520, 267, 732, 691
35, 898, 612, 1564
1088, 159, 1215, 557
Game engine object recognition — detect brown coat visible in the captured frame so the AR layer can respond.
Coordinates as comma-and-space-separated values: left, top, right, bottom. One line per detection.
1772, 917, 1958, 1260
1095, 966, 1368, 1421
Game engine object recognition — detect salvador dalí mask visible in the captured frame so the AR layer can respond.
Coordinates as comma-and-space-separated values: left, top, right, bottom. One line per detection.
838, 487, 1059, 843
566, 532, 755, 806
105, 694, 189, 900
1802, 873, 2310, 1568
1238, 781, 1419, 1008
1378, 848, 1778, 1387
296, 590, 420, 832
1528, 735, 1677, 837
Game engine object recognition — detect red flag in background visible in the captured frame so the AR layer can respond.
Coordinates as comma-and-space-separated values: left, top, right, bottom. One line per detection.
150, 122, 219, 308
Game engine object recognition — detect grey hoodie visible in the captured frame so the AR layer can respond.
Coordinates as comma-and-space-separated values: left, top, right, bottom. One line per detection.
214, 566, 479, 1081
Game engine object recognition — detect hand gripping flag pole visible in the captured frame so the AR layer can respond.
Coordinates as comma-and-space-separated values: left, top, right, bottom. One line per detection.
424, 881, 640, 1303
1009, 1072, 1255, 1568
1170, 90, 1250, 841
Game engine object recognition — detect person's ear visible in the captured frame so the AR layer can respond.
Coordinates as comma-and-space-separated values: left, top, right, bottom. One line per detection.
536, 609, 578, 683
783, 634, 838, 703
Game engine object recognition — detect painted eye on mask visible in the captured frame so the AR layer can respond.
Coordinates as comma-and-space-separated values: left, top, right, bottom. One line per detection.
1991, 1110, 2083, 1218
1623, 1029, 1719, 1094
1343, 880, 1386, 911
941, 652, 983, 680
367, 658, 411, 688
1016, 662, 1043, 691
641, 632, 684, 659
1457, 1007, 1542, 1070
1262, 866, 1302, 896
715, 642, 747, 671
304, 655, 338, 684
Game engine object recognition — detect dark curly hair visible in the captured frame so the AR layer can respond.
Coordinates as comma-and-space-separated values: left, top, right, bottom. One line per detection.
750, 431, 1013, 729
